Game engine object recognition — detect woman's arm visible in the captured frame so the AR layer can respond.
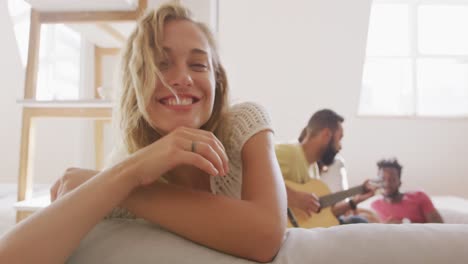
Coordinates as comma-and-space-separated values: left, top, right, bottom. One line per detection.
0, 159, 140, 264
122, 131, 287, 263
0, 126, 226, 264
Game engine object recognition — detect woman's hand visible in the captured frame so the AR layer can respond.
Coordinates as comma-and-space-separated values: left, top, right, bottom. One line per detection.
50, 168, 99, 202
130, 127, 230, 186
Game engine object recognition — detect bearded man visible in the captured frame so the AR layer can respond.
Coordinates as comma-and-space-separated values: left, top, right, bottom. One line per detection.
276, 109, 374, 225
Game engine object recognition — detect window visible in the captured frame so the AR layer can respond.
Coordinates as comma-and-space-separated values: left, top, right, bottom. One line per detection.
8, 0, 82, 100
37, 24, 82, 100
360, 0, 468, 117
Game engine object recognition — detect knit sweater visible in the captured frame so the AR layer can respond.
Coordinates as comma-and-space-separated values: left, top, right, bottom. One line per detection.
107, 101, 273, 218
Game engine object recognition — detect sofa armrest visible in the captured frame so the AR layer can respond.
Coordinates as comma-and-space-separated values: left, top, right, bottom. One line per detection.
69, 219, 468, 264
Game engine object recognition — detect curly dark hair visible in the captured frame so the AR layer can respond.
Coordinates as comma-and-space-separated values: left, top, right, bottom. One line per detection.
377, 158, 403, 178
298, 109, 344, 142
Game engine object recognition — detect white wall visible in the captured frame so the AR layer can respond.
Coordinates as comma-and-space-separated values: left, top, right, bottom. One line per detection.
219, 0, 468, 198
0, 0, 23, 183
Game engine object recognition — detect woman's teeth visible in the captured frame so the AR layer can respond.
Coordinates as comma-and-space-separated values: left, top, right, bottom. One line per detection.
164, 97, 194, 106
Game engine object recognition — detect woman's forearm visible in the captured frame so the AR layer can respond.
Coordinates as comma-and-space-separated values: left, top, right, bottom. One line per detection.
122, 183, 284, 262
0, 161, 139, 264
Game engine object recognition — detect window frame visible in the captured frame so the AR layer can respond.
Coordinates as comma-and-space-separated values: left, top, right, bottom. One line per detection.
361, 0, 468, 119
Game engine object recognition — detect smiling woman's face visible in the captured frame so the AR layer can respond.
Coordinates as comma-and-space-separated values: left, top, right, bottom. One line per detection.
147, 19, 216, 133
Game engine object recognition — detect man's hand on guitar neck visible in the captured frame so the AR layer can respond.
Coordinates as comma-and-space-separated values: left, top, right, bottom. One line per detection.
353, 179, 378, 204
331, 179, 377, 217
286, 185, 320, 217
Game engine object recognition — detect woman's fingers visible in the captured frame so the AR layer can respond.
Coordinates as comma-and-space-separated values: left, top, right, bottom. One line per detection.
200, 134, 229, 174
178, 150, 220, 177
177, 128, 229, 175
203, 136, 229, 174
49, 168, 98, 201
192, 141, 225, 176
179, 138, 224, 176
187, 127, 226, 151
50, 179, 60, 202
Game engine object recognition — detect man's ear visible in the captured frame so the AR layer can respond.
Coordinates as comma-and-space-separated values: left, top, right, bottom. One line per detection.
320, 128, 332, 142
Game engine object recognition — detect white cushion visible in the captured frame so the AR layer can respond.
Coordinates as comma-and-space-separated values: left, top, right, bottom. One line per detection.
68, 219, 468, 264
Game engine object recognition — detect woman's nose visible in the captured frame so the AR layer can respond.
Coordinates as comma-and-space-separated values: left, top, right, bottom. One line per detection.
167, 66, 193, 89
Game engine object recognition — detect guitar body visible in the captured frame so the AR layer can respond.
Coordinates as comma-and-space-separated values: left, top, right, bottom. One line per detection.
285, 179, 340, 228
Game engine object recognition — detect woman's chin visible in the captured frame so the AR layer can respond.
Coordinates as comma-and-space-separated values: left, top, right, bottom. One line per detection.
158, 120, 203, 133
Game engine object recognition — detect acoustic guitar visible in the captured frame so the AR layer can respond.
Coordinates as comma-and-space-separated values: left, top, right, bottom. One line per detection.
285, 179, 381, 228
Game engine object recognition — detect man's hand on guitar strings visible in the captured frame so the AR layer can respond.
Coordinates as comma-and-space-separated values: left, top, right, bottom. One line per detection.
289, 189, 321, 217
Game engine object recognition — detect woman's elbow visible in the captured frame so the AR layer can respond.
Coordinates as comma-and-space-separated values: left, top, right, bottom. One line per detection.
247, 223, 286, 263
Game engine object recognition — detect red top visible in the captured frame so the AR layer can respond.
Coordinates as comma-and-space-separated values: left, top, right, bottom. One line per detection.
371, 191, 436, 223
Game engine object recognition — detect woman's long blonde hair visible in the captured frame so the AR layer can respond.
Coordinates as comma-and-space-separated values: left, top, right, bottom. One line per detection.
116, 2, 229, 154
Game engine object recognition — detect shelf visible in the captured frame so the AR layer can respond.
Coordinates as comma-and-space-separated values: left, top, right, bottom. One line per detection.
16, 100, 113, 118
17, 99, 113, 108
14, 194, 50, 212
15, 0, 146, 223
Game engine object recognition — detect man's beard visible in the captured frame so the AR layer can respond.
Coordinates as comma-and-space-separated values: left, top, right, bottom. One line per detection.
320, 138, 338, 166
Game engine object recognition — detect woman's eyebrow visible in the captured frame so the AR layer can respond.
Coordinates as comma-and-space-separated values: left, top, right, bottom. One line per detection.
162, 47, 208, 57
163, 47, 209, 57
191, 48, 208, 56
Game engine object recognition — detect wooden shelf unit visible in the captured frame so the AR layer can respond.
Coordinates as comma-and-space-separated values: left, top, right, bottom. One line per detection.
15, 0, 147, 222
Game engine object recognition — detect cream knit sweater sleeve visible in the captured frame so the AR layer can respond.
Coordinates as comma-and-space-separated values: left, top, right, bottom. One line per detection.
210, 102, 274, 199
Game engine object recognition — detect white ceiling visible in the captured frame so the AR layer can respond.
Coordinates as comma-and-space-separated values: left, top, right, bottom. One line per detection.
25, 0, 138, 11
67, 22, 136, 48
23, 0, 216, 48
109, 22, 137, 38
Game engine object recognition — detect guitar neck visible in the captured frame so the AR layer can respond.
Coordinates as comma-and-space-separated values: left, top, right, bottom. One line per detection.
319, 185, 364, 208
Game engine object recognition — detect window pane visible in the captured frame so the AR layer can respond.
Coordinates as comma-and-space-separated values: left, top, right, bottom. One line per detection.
360, 58, 413, 115
418, 5, 468, 55
417, 59, 468, 116
37, 24, 81, 100
366, 4, 410, 56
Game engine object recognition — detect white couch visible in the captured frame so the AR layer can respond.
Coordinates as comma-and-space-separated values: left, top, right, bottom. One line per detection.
68, 218, 468, 264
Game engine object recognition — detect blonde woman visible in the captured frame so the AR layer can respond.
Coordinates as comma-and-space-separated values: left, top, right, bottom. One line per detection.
0, 2, 286, 263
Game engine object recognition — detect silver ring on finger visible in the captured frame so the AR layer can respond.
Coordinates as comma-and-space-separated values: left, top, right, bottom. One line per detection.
191, 141, 197, 153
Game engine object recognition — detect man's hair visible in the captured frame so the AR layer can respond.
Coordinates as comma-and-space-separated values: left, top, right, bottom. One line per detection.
377, 158, 403, 178
298, 109, 344, 141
